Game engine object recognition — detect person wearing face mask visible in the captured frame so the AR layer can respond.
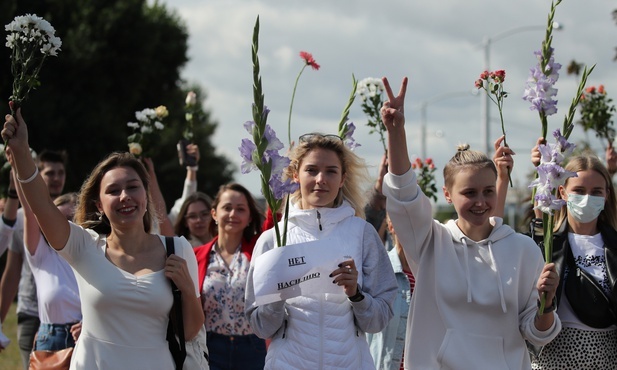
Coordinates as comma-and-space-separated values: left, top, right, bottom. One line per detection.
529, 140, 617, 369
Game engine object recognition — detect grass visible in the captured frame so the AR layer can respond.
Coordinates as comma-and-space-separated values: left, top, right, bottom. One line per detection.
1, 302, 25, 369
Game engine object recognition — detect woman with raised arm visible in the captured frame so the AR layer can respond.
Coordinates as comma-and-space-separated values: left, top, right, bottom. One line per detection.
528, 141, 617, 369
380, 77, 561, 369
2, 104, 204, 369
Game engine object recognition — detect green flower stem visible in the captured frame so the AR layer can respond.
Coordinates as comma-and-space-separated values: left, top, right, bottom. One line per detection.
337, 75, 358, 137
252, 16, 286, 247
287, 64, 307, 146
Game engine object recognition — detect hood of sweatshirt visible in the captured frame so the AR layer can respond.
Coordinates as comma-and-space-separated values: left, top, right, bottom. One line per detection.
286, 200, 355, 237
444, 217, 515, 313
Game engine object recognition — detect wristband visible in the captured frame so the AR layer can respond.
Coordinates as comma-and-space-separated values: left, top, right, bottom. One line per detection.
17, 167, 39, 184
537, 298, 556, 314
7, 189, 18, 199
348, 288, 365, 303
186, 166, 199, 172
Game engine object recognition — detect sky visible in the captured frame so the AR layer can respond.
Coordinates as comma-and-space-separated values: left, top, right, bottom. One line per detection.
159, 0, 617, 204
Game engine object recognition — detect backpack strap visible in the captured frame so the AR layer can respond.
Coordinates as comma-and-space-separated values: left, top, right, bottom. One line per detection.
165, 236, 186, 369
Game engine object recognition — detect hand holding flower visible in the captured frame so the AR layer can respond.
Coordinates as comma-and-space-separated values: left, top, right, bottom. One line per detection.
492, 135, 515, 183
2, 102, 30, 153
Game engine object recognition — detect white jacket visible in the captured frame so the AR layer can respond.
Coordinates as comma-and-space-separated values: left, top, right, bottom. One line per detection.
245, 201, 397, 370
384, 169, 561, 370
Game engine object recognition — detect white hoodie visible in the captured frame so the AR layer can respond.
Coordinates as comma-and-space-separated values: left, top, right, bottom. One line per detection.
383, 169, 561, 370
245, 201, 398, 370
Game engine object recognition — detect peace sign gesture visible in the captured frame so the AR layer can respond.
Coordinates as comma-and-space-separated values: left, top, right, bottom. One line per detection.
381, 77, 411, 175
380, 77, 408, 131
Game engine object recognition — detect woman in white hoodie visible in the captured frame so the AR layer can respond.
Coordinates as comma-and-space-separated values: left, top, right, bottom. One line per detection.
380, 77, 561, 370
245, 133, 398, 369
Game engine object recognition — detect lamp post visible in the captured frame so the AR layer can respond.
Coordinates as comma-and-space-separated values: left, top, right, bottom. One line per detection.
419, 90, 478, 159
481, 22, 562, 154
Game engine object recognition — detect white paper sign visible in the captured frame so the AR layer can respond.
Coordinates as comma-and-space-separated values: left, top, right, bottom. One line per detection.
252, 238, 350, 305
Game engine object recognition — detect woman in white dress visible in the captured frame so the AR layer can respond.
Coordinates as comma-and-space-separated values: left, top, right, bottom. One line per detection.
2, 104, 204, 369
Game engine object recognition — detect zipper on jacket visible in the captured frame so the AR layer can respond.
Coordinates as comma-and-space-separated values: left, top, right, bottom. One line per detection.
316, 210, 322, 231
282, 319, 288, 338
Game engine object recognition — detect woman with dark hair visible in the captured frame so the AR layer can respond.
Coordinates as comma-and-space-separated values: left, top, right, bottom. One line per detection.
193, 183, 265, 370
174, 192, 214, 247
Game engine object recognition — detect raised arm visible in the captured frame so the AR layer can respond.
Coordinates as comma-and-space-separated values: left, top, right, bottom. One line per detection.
381, 77, 410, 175
2, 105, 69, 250
168, 144, 200, 224
492, 135, 515, 218
142, 157, 174, 236
606, 142, 617, 177
530, 137, 545, 219
5, 148, 42, 256
0, 170, 19, 257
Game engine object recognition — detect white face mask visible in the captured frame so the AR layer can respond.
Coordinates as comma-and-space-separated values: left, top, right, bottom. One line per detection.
566, 193, 605, 224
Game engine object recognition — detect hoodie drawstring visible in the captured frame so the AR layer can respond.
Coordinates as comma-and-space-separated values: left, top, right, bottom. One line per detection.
461, 238, 507, 313
316, 210, 322, 231
461, 238, 473, 304
487, 240, 507, 313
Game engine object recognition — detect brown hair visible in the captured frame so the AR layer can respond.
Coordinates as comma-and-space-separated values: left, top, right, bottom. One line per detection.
174, 192, 213, 238
285, 133, 369, 218
443, 143, 497, 190
73, 152, 156, 234
208, 183, 262, 242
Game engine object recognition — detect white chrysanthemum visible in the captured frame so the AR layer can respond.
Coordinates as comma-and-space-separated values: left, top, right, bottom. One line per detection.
141, 125, 153, 134
154, 121, 164, 130
127, 122, 140, 129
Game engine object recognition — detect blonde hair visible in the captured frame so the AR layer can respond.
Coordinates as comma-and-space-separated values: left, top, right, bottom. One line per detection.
73, 152, 156, 234
554, 154, 617, 230
443, 143, 497, 189
285, 134, 370, 218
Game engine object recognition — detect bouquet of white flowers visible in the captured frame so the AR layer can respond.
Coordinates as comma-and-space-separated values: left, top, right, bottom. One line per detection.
5, 14, 61, 114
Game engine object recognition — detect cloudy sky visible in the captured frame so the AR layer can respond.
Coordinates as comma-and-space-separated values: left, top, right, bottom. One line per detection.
161, 0, 616, 203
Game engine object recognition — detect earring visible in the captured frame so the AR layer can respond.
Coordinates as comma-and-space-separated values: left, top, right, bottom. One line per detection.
214, 220, 218, 225
97, 212, 103, 221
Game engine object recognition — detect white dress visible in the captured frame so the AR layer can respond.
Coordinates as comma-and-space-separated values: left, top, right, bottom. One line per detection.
58, 223, 199, 370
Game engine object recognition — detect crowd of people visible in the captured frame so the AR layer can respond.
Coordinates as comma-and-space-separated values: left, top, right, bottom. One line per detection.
0, 73, 616, 370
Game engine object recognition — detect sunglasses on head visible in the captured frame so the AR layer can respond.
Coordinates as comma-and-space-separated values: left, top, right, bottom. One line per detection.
298, 133, 343, 143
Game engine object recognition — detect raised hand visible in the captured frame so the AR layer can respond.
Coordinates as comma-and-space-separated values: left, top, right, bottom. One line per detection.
2, 102, 29, 152
531, 137, 545, 167
493, 135, 515, 179
381, 77, 410, 176
380, 77, 408, 132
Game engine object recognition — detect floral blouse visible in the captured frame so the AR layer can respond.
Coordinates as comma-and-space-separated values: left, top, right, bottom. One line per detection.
202, 244, 252, 335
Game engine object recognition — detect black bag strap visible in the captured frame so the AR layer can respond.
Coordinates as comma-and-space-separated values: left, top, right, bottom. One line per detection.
165, 236, 186, 369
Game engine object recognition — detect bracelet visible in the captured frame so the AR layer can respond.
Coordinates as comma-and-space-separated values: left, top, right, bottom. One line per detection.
6, 189, 18, 199
347, 288, 365, 303
537, 298, 556, 314
186, 166, 199, 172
17, 167, 39, 184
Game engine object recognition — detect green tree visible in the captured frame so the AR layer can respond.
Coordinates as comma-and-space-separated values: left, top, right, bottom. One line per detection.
0, 0, 233, 207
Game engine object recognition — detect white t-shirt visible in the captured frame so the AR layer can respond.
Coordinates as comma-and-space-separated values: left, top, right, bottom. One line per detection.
24, 234, 81, 324
58, 223, 199, 369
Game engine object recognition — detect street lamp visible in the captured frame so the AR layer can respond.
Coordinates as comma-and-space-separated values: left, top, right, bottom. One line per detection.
418, 90, 478, 159
481, 22, 562, 154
